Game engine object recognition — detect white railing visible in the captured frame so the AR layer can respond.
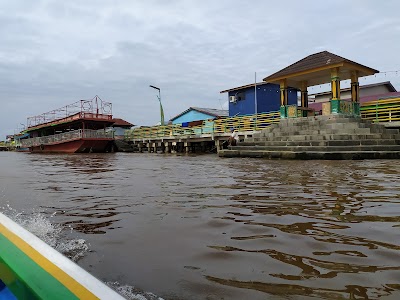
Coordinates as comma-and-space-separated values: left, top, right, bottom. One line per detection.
21, 129, 113, 148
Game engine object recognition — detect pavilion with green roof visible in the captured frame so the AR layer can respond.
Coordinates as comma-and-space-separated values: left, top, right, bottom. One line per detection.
263, 51, 379, 118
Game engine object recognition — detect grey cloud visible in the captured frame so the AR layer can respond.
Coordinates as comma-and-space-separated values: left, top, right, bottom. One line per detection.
1, 0, 400, 138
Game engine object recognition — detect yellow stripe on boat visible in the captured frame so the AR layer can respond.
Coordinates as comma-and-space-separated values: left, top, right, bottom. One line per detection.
0, 213, 125, 300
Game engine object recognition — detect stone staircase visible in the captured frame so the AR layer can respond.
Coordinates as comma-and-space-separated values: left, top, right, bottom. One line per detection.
218, 115, 400, 159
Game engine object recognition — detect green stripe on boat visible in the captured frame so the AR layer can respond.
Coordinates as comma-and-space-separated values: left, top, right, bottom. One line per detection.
0, 213, 125, 300
0, 233, 78, 299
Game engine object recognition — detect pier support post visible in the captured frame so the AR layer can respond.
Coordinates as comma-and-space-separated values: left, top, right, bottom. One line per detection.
215, 140, 221, 153
171, 142, 177, 153
165, 142, 171, 153
159, 142, 165, 153
200, 141, 206, 152
184, 142, 190, 153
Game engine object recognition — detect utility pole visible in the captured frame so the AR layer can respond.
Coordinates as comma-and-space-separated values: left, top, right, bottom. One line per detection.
254, 72, 258, 130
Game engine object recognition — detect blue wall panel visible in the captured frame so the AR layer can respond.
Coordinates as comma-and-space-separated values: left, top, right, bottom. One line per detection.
228, 83, 298, 116
172, 110, 215, 124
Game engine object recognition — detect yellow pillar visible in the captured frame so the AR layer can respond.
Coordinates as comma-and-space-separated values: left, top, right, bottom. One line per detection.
331, 67, 340, 100
351, 71, 359, 103
280, 79, 288, 106
330, 67, 341, 114
351, 71, 361, 116
300, 81, 308, 108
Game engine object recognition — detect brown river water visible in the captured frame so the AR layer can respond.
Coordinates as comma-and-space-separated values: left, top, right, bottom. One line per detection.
1, 152, 400, 300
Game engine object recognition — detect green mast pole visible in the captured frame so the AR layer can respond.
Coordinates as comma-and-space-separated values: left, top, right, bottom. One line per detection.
150, 85, 164, 125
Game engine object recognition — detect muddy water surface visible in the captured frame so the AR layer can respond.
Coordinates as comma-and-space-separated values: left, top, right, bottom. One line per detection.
1, 152, 400, 299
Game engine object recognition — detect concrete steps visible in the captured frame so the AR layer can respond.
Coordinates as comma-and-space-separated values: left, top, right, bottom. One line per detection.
219, 114, 400, 160
230, 145, 400, 152
249, 134, 400, 142
219, 149, 400, 160
239, 139, 400, 147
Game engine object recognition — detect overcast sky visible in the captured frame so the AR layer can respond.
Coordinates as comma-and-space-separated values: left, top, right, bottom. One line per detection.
1, 0, 400, 138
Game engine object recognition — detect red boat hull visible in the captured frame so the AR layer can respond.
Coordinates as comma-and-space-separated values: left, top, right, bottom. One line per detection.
30, 139, 113, 153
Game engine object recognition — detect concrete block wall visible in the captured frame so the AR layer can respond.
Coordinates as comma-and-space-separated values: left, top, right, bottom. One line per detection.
219, 114, 400, 159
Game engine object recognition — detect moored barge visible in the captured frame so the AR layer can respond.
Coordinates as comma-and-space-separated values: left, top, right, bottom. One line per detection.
22, 96, 115, 153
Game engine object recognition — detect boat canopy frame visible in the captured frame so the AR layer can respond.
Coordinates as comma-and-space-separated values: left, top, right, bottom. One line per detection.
27, 95, 112, 128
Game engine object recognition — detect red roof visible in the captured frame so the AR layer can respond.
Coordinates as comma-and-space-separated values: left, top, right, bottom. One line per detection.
309, 81, 396, 96
309, 91, 400, 111
111, 118, 134, 127
358, 91, 400, 103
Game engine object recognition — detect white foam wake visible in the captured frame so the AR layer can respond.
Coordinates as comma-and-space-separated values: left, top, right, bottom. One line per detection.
2, 205, 89, 262
2, 205, 165, 300
107, 282, 165, 300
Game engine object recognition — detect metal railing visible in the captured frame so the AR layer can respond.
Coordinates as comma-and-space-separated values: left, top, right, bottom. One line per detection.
125, 111, 280, 140
27, 96, 113, 128
83, 129, 114, 139
21, 129, 113, 148
360, 98, 400, 123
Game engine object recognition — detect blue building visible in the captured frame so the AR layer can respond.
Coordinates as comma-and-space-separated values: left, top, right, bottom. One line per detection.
220, 82, 298, 116
169, 107, 228, 125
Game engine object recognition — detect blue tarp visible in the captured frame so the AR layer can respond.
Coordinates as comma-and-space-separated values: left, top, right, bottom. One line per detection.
0, 280, 17, 300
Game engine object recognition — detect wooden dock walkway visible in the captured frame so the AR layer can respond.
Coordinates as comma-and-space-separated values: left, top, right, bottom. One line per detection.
124, 112, 279, 153
123, 98, 400, 154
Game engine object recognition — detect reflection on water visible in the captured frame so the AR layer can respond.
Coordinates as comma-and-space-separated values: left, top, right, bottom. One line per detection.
1, 152, 400, 299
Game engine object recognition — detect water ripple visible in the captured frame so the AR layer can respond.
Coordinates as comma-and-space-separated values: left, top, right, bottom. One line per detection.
1, 152, 400, 299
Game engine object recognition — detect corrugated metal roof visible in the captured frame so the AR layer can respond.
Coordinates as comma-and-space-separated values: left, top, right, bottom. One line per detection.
309, 81, 397, 96
309, 91, 400, 111
359, 91, 400, 103
170, 107, 228, 122
191, 107, 228, 117
220, 82, 269, 94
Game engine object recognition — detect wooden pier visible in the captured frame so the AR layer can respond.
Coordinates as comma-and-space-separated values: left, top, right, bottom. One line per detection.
126, 132, 244, 153
0, 142, 14, 151
124, 112, 280, 153
124, 98, 400, 154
